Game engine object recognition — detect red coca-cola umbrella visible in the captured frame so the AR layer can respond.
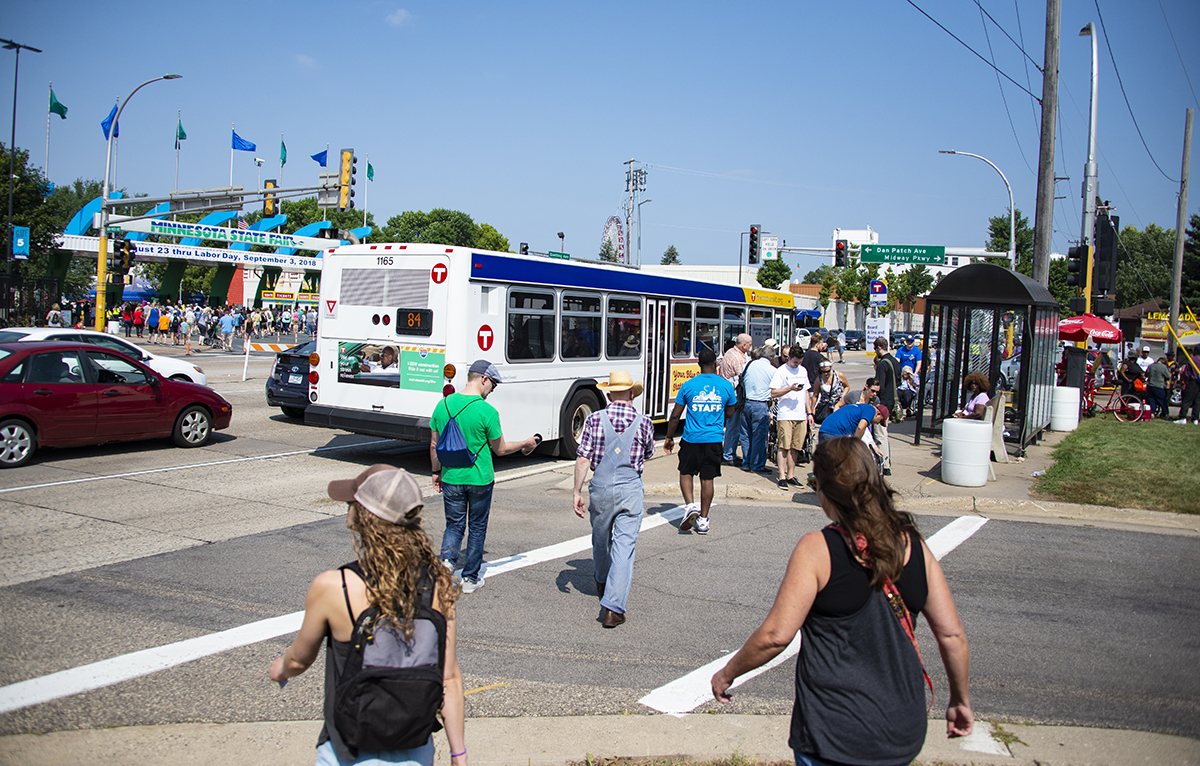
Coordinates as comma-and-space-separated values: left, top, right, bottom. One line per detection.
1059, 313, 1122, 343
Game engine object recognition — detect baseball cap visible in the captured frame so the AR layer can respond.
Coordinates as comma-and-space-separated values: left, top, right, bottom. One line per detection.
328, 464, 424, 526
469, 359, 502, 385
1142, 346, 1150, 352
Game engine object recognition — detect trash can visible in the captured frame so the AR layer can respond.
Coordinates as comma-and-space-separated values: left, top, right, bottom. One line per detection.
1051, 386, 1080, 432
941, 419, 991, 487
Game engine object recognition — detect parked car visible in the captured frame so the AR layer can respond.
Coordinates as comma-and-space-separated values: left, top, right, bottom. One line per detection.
0, 341, 232, 468
265, 340, 315, 419
842, 330, 866, 350
0, 327, 207, 385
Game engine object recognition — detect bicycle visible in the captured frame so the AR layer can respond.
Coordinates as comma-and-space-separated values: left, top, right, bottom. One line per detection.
1081, 377, 1144, 422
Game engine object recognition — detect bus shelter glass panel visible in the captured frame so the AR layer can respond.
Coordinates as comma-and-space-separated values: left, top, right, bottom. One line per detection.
607, 297, 642, 358
507, 289, 555, 361
1024, 307, 1059, 443
696, 304, 720, 356
672, 301, 693, 357
561, 292, 601, 359
722, 306, 745, 353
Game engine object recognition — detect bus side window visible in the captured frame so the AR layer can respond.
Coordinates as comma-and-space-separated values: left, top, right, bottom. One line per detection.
696, 304, 720, 356
562, 292, 601, 360
508, 288, 555, 361
607, 297, 642, 358
672, 302, 692, 357
722, 306, 745, 352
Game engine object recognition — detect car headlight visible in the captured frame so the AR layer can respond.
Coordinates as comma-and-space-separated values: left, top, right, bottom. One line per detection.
193, 365, 204, 373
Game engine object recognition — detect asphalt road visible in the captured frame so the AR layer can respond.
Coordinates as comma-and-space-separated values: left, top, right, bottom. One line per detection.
0, 342, 1197, 740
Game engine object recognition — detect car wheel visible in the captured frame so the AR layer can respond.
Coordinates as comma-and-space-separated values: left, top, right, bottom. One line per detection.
281, 406, 306, 420
169, 374, 192, 382
173, 405, 213, 447
0, 418, 36, 468
559, 389, 600, 459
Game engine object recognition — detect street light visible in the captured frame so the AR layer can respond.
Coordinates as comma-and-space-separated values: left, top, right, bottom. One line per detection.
637, 199, 652, 268
2, 38, 42, 276
557, 231, 564, 253
939, 149, 1015, 270
95, 74, 182, 331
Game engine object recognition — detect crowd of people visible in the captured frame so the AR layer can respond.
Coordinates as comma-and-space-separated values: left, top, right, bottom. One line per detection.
99, 301, 321, 350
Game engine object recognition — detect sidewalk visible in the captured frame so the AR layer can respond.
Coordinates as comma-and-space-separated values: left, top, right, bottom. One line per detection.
3, 715, 1198, 766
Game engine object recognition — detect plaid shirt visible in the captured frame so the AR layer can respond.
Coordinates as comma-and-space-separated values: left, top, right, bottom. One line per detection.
576, 401, 656, 473
719, 346, 747, 381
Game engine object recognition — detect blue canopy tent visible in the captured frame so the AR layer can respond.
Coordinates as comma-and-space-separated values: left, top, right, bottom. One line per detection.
795, 308, 822, 328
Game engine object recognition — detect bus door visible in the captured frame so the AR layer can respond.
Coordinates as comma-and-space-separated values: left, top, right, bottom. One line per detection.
774, 310, 790, 347
644, 298, 670, 419
749, 308, 772, 348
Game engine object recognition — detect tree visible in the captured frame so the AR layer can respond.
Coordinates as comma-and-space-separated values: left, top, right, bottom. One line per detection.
598, 238, 619, 263
476, 223, 510, 253
1114, 223, 1175, 309
818, 269, 835, 318
835, 263, 862, 328
802, 264, 836, 284
660, 245, 681, 265
756, 258, 791, 290
1184, 212, 1200, 312
380, 208, 505, 250
984, 208, 1034, 274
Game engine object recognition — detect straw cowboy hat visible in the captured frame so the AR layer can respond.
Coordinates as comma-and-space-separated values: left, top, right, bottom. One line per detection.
597, 370, 644, 397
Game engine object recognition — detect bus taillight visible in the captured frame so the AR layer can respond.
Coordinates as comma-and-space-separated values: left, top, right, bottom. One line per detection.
309, 371, 320, 384
443, 363, 456, 379
442, 384, 455, 397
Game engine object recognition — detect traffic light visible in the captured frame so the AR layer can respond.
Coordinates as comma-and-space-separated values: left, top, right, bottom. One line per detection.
519, 242, 529, 255
748, 225, 760, 265
338, 148, 357, 211
1066, 245, 1087, 288
120, 238, 136, 271
835, 239, 848, 268
1093, 212, 1119, 295
264, 179, 277, 217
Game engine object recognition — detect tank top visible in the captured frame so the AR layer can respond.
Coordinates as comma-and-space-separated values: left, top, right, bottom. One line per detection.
789, 529, 929, 766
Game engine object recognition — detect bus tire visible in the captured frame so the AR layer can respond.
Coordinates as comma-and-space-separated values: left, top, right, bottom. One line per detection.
559, 389, 600, 459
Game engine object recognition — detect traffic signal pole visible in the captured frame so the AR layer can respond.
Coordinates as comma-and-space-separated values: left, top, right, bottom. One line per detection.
1169, 109, 1193, 355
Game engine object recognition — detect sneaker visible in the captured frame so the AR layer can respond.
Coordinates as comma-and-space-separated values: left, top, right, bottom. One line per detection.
461, 577, 484, 594
695, 517, 710, 535
788, 476, 804, 487
778, 479, 790, 490
441, 559, 455, 571
680, 504, 701, 531
1176, 419, 1189, 424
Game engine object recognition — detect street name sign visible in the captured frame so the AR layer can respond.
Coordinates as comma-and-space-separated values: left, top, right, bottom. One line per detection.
859, 245, 945, 265
548, 251, 570, 260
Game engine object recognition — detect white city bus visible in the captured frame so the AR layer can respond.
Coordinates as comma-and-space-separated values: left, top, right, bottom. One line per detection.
304, 243, 794, 457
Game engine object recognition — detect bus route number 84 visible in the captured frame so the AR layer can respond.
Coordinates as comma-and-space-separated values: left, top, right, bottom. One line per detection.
396, 308, 433, 337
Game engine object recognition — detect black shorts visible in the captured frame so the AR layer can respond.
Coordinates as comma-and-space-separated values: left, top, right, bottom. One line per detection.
678, 440, 722, 480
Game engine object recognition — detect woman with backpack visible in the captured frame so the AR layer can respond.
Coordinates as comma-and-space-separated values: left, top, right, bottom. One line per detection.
270, 465, 467, 766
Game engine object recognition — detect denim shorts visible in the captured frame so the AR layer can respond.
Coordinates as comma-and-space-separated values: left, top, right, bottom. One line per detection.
315, 737, 434, 766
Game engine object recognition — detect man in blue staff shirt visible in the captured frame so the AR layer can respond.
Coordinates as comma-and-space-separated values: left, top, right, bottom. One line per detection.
896, 335, 923, 376
664, 348, 736, 536
817, 402, 887, 460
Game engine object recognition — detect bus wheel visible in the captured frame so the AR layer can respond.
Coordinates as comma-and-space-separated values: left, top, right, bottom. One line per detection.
560, 389, 600, 458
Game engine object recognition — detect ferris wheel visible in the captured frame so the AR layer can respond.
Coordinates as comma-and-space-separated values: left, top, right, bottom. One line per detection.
601, 216, 626, 264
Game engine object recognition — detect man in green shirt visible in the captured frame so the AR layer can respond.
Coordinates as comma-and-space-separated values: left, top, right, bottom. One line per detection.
430, 359, 538, 593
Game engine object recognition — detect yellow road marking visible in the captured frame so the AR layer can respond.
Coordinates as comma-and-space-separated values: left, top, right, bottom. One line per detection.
464, 681, 509, 697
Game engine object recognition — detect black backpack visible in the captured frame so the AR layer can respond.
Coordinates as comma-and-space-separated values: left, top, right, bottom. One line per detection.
435, 397, 481, 468
332, 562, 447, 756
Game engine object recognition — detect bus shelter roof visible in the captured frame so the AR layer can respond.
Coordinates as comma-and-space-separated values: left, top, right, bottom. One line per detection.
926, 263, 1058, 308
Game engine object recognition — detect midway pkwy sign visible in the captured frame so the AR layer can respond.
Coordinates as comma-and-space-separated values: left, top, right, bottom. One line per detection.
858, 244, 945, 265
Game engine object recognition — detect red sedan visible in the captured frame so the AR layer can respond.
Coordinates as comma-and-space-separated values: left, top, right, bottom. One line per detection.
0, 341, 233, 468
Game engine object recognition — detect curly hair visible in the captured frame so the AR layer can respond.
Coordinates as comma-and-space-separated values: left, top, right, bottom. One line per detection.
348, 502, 461, 639
812, 437, 919, 588
963, 372, 990, 394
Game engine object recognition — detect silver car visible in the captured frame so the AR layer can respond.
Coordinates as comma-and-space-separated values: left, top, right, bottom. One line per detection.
0, 328, 207, 385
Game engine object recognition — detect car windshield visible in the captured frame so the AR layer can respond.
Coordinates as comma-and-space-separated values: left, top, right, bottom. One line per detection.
288, 341, 316, 355
0, 348, 11, 361
0, 331, 30, 343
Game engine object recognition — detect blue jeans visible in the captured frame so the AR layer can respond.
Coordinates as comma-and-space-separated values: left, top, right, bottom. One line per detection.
440, 482, 494, 581
722, 408, 750, 461
741, 400, 770, 470
1147, 386, 1168, 417
316, 738, 433, 766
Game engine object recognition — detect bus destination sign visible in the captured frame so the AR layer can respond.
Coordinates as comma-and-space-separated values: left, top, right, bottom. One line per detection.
859, 245, 945, 265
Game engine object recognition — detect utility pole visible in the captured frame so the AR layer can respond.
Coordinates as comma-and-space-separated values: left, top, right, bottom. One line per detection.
1079, 23, 1099, 253
623, 159, 635, 266
1032, 0, 1061, 287
1169, 108, 1193, 354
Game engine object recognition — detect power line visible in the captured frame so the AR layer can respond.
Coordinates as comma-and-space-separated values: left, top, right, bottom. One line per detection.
979, 4, 1035, 176
1156, 0, 1200, 111
1094, 0, 1179, 183
971, 0, 1043, 71
1013, 0, 1042, 137
904, 0, 1041, 103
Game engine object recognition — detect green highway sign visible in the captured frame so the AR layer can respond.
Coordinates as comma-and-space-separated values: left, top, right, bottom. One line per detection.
859, 245, 945, 265
548, 251, 570, 260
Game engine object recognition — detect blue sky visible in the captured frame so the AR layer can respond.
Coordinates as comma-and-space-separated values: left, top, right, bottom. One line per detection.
3, 0, 1197, 277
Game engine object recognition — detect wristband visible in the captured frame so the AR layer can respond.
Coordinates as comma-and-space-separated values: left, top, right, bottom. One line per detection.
450, 749, 466, 758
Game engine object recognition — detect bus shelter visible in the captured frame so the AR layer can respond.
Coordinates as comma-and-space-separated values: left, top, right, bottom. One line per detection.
914, 263, 1060, 455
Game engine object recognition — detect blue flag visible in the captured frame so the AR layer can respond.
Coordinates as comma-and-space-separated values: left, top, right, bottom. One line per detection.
311, 150, 327, 167
232, 130, 256, 152
101, 104, 119, 140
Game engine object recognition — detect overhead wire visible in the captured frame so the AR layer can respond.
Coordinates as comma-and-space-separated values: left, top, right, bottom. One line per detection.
904, 0, 1041, 102
978, 3, 1036, 176
1013, 0, 1042, 135
971, 0, 1043, 71
1094, 0, 1179, 183
1156, 0, 1200, 110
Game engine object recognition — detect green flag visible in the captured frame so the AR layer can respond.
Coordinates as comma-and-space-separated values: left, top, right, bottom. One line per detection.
48, 89, 67, 119
175, 119, 187, 149
280, 140, 287, 166
367, 162, 374, 181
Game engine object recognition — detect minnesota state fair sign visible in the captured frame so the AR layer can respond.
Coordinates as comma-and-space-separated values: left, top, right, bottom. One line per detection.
148, 220, 321, 250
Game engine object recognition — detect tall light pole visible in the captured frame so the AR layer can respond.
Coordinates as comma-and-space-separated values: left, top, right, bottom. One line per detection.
95, 74, 182, 331
1079, 23, 1100, 250
2, 38, 42, 276
637, 199, 652, 268
557, 231, 564, 253
939, 150, 1016, 269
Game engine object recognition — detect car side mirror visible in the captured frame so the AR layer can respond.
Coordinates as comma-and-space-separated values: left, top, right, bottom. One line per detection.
148, 375, 161, 387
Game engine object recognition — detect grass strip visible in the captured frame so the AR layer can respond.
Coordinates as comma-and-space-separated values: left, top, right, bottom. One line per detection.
1034, 416, 1200, 513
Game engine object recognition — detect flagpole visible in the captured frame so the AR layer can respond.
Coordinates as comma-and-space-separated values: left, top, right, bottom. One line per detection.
45, 82, 51, 180
363, 152, 368, 227
174, 110, 180, 191
279, 133, 284, 188
229, 123, 235, 187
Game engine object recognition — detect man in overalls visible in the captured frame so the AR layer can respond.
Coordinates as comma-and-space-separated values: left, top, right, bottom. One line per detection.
573, 370, 656, 628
